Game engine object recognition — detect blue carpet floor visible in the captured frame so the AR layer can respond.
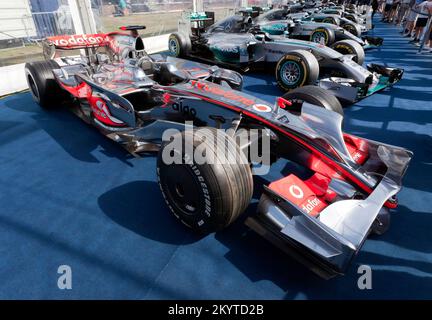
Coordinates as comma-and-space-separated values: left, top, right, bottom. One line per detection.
0, 19, 431, 299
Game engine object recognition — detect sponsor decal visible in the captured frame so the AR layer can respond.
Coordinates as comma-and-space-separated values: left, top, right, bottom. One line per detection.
289, 184, 304, 199
214, 46, 239, 54
301, 197, 324, 215
252, 104, 272, 113
189, 80, 255, 106
49, 34, 105, 48
172, 101, 197, 117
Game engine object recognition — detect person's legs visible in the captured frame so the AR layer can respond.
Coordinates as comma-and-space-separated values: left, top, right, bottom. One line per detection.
411, 17, 428, 42
411, 27, 424, 42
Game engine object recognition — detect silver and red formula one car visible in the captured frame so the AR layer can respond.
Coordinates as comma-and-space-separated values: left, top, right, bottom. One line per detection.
25, 26, 412, 278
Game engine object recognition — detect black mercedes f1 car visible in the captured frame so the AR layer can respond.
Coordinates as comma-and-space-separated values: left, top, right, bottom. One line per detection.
25, 27, 412, 278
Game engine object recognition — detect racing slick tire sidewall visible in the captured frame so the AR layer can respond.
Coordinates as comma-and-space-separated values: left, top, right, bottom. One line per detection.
323, 17, 337, 25
282, 85, 344, 116
331, 40, 365, 65
24, 60, 68, 109
275, 50, 319, 92
345, 14, 358, 24
157, 127, 253, 233
168, 32, 191, 58
310, 27, 335, 46
342, 22, 362, 37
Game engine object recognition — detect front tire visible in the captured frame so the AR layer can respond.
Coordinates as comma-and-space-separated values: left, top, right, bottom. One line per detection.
310, 27, 335, 45
157, 127, 253, 233
24, 60, 66, 109
342, 22, 362, 37
322, 17, 338, 25
282, 85, 344, 116
275, 50, 319, 91
331, 40, 365, 65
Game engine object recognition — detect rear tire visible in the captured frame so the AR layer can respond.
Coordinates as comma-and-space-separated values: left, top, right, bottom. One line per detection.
310, 27, 335, 45
275, 50, 319, 91
331, 40, 365, 65
168, 32, 191, 57
157, 127, 253, 233
282, 85, 344, 116
24, 60, 66, 109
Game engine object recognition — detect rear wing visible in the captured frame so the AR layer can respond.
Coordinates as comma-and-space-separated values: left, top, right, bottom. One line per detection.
237, 7, 263, 18
179, 11, 215, 36
44, 34, 107, 50
42, 26, 146, 59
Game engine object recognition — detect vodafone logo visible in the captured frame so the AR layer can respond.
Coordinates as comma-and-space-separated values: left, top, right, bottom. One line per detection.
302, 197, 323, 214
252, 104, 272, 113
289, 185, 304, 199
50, 34, 105, 48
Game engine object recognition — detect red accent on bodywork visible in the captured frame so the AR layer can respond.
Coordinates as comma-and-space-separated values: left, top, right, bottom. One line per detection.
88, 95, 126, 127
305, 173, 337, 202
343, 134, 369, 165
277, 97, 292, 109
59, 81, 91, 99
162, 93, 171, 105
269, 174, 328, 217
190, 80, 255, 106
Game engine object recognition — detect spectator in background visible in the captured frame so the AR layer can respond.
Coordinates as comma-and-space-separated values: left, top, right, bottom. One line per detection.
389, 0, 401, 22
402, 0, 419, 36
383, 0, 394, 21
396, 0, 412, 25
410, 0, 432, 43
372, 0, 379, 20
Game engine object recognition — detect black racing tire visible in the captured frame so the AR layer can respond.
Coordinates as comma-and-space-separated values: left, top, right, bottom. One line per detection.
157, 127, 253, 233
310, 27, 335, 45
168, 32, 191, 58
342, 22, 362, 37
24, 60, 66, 109
331, 39, 365, 65
322, 17, 338, 25
282, 85, 344, 116
345, 14, 358, 24
275, 50, 319, 91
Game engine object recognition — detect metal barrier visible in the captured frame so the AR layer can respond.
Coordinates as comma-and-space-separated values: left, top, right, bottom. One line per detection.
25, 10, 75, 39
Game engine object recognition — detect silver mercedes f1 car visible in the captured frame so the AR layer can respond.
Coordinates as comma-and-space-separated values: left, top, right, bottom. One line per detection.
253, 7, 383, 49
169, 12, 402, 104
24, 26, 412, 279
